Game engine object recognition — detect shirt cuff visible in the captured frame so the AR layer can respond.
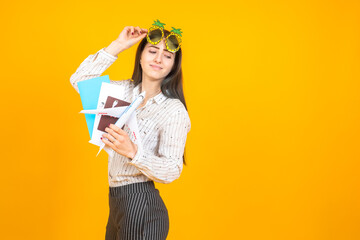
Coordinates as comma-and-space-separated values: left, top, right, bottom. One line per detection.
129, 146, 145, 166
98, 48, 118, 61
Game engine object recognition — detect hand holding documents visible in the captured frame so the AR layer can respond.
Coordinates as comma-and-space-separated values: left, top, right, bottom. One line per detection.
78, 77, 145, 158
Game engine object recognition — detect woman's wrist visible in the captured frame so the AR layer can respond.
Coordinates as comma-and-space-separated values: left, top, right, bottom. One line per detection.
104, 40, 126, 57
128, 143, 138, 160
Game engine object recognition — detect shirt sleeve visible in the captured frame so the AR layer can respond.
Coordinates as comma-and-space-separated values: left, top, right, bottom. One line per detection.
129, 109, 191, 184
69, 48, 118, 94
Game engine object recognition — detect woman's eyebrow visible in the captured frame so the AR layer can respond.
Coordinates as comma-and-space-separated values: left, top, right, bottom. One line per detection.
149, 45, 174, 55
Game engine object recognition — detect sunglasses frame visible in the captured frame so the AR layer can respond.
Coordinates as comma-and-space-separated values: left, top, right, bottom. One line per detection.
146, 23, 182, 53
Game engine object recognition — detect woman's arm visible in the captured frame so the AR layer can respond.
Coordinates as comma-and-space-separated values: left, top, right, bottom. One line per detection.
69, 43, 121, 94
129, 109, 191, 184
70, 26, 148, 94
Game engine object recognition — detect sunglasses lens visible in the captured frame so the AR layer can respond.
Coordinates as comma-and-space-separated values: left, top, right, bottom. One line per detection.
149, 29, 162, 43
167, 35, 179, 51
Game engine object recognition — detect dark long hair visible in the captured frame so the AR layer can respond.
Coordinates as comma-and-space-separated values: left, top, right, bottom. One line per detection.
131, 29, 189, 166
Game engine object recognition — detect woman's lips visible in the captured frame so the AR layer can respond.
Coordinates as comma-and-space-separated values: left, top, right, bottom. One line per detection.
150, 64, 162, 70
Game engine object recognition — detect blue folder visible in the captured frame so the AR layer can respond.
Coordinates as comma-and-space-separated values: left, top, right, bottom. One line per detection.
78, 75, 110, 138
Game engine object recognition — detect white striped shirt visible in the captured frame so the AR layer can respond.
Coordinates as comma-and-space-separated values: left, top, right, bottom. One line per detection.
70, 47, 191, 187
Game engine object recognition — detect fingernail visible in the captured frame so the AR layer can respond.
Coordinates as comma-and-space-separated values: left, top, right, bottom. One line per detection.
131, 32, 134, 35
101, 137, 103, 140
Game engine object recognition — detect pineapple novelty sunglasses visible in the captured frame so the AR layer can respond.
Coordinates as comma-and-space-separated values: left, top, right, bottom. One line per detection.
146, 19, 182, 53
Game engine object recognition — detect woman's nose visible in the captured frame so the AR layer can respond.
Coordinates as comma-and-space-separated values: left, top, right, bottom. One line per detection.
154, 52, 162, 63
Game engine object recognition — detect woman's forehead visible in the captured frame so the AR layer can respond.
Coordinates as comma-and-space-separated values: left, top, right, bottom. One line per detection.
145, 39, 166, 49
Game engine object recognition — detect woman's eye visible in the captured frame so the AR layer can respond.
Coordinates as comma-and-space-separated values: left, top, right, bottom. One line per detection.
149, 50, 171, 59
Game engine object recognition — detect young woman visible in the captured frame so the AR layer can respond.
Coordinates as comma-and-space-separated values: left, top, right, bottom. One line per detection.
70, 23, 191, 239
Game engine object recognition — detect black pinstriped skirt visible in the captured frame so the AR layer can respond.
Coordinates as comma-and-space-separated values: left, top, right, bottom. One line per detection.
105, 181, 169, 240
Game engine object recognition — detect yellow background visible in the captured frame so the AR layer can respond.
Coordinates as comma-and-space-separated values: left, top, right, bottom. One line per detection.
1, 0, 360, 239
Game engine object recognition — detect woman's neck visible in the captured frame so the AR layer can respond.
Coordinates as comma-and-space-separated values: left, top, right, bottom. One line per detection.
140, 78, 162, 100
136, 79, 162, 110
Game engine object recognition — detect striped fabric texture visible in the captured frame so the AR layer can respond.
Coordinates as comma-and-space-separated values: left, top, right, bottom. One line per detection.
105, 181, 169, 240
70, 48, 191, 187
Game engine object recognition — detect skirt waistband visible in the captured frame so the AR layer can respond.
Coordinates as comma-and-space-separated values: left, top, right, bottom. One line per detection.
109, 181, 156, 197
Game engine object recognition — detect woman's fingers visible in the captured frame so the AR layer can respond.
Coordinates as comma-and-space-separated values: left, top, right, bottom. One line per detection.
109, 124, 125, 135
135, 26, 145, 36
104, 125, 125, 142
132, 28, 147, 42
134, 26, 141, 34
101, 137, 115, 148
123, 26, 132, 37
130, 26, 135, 35
102, 126, 127, 154
123, 26, 130, 32
102, 133, 116, 142
102, 124, 135, 157
115, 26, 149, 51
139, 28, 148, 36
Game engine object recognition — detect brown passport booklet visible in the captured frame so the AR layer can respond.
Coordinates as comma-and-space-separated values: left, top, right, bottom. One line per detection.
97, 96, 130, 132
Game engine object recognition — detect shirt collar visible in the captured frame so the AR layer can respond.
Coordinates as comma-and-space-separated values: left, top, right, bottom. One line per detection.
132, 83, 167, 105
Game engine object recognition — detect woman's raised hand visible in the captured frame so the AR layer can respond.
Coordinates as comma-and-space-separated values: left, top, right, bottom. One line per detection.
115, 26, 148, 51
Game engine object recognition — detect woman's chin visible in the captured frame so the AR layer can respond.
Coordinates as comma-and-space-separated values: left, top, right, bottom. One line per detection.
148, 73, 166, 81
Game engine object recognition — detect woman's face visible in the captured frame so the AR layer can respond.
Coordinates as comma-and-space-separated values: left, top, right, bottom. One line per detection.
140, 39, 176, 82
